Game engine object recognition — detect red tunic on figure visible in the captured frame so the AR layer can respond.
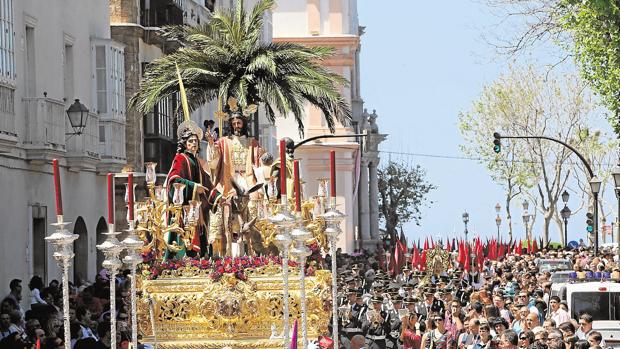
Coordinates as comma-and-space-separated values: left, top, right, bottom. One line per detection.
165, 152, 222, 254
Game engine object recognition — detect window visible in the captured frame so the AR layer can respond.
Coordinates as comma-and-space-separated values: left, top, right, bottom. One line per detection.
25, 26, 34, 96
63, 44, 74, 102
92, 39, 125, 119
0, 0, 15, 80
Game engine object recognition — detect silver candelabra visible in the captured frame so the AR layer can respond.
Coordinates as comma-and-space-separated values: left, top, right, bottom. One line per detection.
96, 224, 124, 349
290, 214, 312, 349
122, 220, 144, 349
320, 198, 345, 349
45, 215, 79, 349
269, 199, 295, 349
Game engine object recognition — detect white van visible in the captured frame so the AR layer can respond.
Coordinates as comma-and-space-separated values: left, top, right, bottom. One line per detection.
559, 281, 620, 346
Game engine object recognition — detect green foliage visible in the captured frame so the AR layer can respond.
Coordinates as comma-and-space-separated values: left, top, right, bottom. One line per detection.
129, 0, 351, 135
559, 0, 620, 134
377, 161, 436, 237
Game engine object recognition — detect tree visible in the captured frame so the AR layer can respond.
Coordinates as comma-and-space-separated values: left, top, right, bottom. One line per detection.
460, 65, 602, 243
559, 1, 620, 135
377, 160, 436, 241
459, 80, 538, 241
129, 0, 351, 135
482, 0, 620, 136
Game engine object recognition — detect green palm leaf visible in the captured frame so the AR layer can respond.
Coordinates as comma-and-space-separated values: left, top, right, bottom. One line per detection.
128, 0, 351, 135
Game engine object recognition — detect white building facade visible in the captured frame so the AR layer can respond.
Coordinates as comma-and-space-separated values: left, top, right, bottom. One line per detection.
0, 0, 126, 297
270, 0, 384, 252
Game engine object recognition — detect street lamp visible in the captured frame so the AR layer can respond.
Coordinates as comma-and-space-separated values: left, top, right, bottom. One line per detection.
495, 203, 502, 242
590, 177, 602, 255
561, 205, 571, 248
66, 99, 89, 135
612, 165, 620, 259
560, 190, 571, 247
462, 211, 470, 242
522, 200, 530, 242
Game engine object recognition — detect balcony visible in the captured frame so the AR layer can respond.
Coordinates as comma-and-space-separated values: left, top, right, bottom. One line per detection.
66, 112, 101, 172
22, 97, 66, 163
140, 0, 184, 27
139, 0, 211, 28
0, 84, 17, 153
97, 118, 127, 174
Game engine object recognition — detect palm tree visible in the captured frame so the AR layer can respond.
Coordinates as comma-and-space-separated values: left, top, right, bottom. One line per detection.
129, 0, 351, 135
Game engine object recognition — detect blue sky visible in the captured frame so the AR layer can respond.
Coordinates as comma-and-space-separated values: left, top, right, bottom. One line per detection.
357, 1, 613, 244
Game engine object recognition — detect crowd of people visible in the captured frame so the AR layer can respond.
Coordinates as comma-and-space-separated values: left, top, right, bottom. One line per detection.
0, 242, 618, 349
0, 270, 132, 349
327, 244, 620, 349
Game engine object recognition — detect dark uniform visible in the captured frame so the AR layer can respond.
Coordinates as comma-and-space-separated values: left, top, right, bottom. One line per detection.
364, 295, 391, 349
386, 298, 403, 349
340, 290, 367, 349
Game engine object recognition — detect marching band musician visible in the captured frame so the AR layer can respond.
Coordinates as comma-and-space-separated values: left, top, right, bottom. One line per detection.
387, 295, 404, 349
340, 289, 367, 349
363, 295, 391, 349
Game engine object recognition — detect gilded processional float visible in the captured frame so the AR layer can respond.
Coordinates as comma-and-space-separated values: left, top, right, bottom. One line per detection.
45, 72, 347, 349
107, 91, 345, 348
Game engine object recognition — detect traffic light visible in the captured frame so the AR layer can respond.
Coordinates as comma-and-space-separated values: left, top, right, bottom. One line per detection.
493, 132, 501, 153
586, 212, 594, 233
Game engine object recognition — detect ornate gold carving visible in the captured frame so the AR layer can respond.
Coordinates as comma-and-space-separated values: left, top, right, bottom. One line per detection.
138, 272, 331, 346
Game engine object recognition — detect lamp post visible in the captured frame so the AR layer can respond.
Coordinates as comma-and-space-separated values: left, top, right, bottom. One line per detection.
522, 200, 530, 242
590, 177, 602, 255
462, 211, 470, 242
65, 99, 89, 135
495, 203, 502, 241
612, 165, 620, 259
560, 190, 571, 247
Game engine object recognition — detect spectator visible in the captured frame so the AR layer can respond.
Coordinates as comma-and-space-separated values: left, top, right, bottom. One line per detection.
500, 330, 518, 349
0, 312, 19, 340
518, 330, 534, 349
575, 313, 593, 340
587, 331, 604, 347
3, 279, 22, 310
548, 297, 570, 326
28, 276, 47, 308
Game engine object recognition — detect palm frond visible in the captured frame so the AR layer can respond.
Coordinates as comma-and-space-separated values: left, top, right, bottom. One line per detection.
129, 0, 351, 135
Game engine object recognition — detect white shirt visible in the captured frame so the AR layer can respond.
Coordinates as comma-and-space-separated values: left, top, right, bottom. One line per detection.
29, 288, 47, 306
551, 308, 571, 325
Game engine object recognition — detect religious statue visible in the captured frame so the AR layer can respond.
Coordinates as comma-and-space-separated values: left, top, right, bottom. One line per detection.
163, 119, 222, 259
270, 137, 295, 200
205, 97, 263, 256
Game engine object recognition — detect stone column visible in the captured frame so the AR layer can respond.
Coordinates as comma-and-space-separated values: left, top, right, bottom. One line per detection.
358, 158, 370, 241
369, 159, 380, 242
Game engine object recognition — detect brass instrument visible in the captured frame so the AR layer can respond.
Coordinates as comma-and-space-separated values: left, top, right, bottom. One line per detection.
338, 306, 351, 326
368, 310, 383, 327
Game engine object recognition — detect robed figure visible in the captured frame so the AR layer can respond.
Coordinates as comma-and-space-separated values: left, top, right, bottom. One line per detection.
206, 97, 263, 256
165, 120, 222, 259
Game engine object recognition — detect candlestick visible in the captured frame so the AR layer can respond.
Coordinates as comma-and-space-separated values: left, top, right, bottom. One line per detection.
294, 160, 301, 212
329, 151, 336, 201
122, 220, 144, 349
290, 214, 312, 349
52, 159, 63, 216
320, 204, 346, 349
107, 173, 114, 223
269, 204, 296, 348
46, 216, 78, 349
128, 173, 134, 221
280, 139, 287, 203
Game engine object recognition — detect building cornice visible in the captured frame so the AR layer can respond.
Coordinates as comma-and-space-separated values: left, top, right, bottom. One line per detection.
273, 35, 360, 47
